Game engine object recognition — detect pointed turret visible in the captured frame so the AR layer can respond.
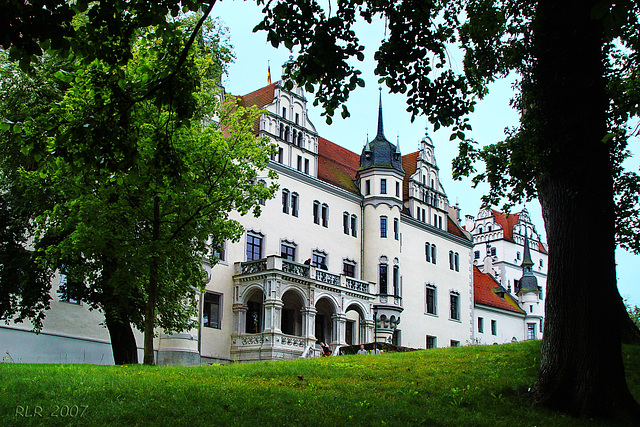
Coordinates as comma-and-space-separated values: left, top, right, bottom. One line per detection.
359, 90, 404, 173
517, 234, 540, 295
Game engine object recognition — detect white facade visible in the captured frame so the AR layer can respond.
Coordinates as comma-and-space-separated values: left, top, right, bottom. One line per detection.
468, 208, 548, 343
2, 80, 504, 364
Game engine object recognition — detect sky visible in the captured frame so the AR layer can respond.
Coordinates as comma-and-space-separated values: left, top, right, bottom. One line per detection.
211, 0, 640, 306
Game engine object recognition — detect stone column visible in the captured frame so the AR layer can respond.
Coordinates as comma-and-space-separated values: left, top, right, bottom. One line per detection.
301, 306, 317, 343
331, 313, 348, 346
233, 303, 247, 335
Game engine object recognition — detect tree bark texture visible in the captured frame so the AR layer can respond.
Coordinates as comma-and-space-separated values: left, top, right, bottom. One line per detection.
143, 196, 160, 365
529, 0, 640, 420
105, 312, 139, 365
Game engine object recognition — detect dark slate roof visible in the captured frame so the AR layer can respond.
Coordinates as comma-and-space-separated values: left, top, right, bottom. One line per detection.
359, 93, 404, 173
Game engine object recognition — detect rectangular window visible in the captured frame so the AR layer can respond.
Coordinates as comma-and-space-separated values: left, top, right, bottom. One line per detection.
278, 147, 284, 163
393, 266, 400, 297
438, 216, 442, 229
449, 251, 454, 270
431, 245, 437, 264
455, 253, 460, 272
450, 293, 460, 320
474, 250, 480, 260
343, 212, 350, 235
282, 107, 287, 119
490, 247, 497, 256
313, 201, 320, 224
491, 319, 497, 335
393, 218, 399, 240
203, 293, 221, 329
379, 264, 388, 295
280, 243, 296, 261
422, 208, 426, 223
478, 317, 484, 333
426, 335, 436, 349
282, 189, 290, 214
212, 242, 226, 262
425, 242, 431, 262
426, 286, 436, 315
343, 262, 355, 278
58, 274, 80, 305
246, 234, 263, 261
380, 216, 387, 238
291, 193, 299, 217
321, 204, 329, 227
312, 253, 327, 269
527, 323, 536, 340
450, 340, 460, 347
295, 113, 300, 124
395, 181, 400, 197
365, 179, 371, 195
297, 155, 302, 171
304, 158, 310, 174
380, 178, 387, 194
351, 215, 357, 237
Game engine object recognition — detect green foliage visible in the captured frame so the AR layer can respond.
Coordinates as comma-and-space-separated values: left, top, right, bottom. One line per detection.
0, 15, 276, 361
1, 341, 638, 426
627, 300, 640, 328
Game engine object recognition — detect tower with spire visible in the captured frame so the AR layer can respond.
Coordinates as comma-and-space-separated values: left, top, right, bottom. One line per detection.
357, 90, 405, 344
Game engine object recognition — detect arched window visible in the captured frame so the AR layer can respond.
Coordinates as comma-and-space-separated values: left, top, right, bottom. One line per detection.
425, 242, 431, 262
431, 244, 437, 264
454, 253, 459, 272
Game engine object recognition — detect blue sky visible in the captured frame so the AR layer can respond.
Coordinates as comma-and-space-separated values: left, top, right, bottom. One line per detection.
212, 0, 640, 306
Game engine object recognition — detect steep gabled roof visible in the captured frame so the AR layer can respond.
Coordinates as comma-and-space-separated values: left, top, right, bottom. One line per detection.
473, 266, 525, 314
238, 83, 277, 109
491, 210, 520, 241
401, 151, 419, 202
317, 137, 360, 194
447, 216, 469, 240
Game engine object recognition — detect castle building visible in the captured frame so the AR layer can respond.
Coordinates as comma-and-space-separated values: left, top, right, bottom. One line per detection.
467, 209, 548, 344
1, 76, 546, 364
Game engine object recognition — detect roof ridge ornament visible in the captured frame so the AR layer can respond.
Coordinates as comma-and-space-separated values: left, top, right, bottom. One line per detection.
377, 87, 385, 139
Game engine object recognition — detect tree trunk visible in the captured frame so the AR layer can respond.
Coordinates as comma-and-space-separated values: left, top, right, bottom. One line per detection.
143, 196, 160, 365
529, 0, 640, 420
105, 311, 139, 365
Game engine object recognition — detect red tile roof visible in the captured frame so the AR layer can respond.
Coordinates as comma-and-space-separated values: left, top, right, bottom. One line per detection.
317, 137, 360, 194
238, 83, 277, 109
447, 216, 468, 239
473, 265, 525, 314
491, 210, 520, 241
401, 151, 419, 202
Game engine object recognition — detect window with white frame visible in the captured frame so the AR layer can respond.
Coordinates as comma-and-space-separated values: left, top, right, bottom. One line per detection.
491, 319, 497, 335
426, 335, 437, 349
343, 212, 350, 235
203, 293, 222, 329
425, 242, 431, 262
313, 200, 320, 224
449, 292, 460, 321
246, 232, 263, 261
380, 216, 388, 238
321, 203, 329, 227
312, 251, 328, 269
291, 192, 299, 217
380, 178, 387, 194
527, 323, 536, 340
431, 244, 437, 264
342, 260, 356, 278
425, 285, 436, 315
478, 317, 484, 333
212, 241, 226, 262
280, 241, 296, 261
351, 214, 357, 237
393, 218, 399, 240
379, 264, 388, 295
282, 189, 290, 214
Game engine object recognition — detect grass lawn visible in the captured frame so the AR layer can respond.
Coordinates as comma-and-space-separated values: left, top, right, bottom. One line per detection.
1, 340, 639, 426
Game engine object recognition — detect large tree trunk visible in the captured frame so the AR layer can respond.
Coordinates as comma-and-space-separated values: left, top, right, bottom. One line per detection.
529, 0, 640, 420
105, 311, 139, 365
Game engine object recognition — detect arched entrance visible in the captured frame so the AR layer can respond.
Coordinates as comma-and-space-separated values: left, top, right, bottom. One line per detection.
281, 289, 304, 336
345, 303, 367, 345
245, 289, 264, 334
315, 297, 337, 344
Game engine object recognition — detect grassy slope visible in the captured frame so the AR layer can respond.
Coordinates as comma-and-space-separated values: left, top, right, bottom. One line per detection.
1, 341, 639, 426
